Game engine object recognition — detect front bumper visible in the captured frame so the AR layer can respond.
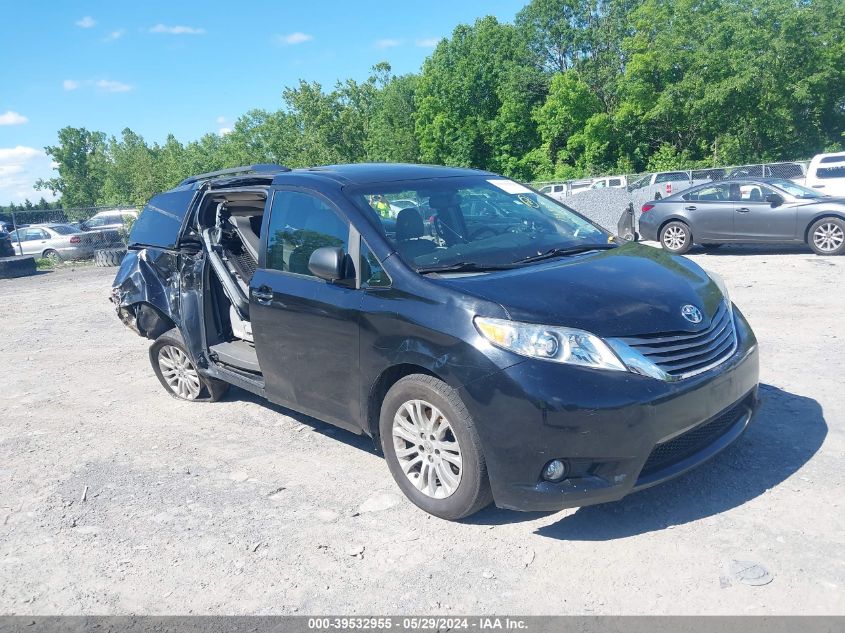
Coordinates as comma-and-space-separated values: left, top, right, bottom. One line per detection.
459, 307, 759, 512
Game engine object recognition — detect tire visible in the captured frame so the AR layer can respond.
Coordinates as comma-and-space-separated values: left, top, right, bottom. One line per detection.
660, 221, 693, 254
95, 247, 127, 267
149, 328, 230, 402
42, 249, 61, 263
808, 217, 845, 256
379, 374, 493, 520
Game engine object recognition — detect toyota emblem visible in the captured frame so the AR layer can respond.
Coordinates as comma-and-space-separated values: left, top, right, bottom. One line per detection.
681, 304, 703, 324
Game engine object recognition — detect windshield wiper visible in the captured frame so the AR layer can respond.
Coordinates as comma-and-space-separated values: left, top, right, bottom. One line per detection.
514, 243, 617, 264
416, 261, 517, 274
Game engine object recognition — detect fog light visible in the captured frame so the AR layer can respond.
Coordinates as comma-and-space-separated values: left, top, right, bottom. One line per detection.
542, 459, 567, 482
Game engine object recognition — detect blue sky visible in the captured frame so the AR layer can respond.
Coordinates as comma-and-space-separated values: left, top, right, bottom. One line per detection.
0, 0, 527, 203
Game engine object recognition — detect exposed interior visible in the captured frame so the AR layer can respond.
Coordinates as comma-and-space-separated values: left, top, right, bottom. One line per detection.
196, 189, 267, 376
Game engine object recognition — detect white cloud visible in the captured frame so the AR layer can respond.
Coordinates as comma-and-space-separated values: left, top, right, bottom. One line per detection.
218, 127, 232, 136
104, 29, 126, 41
375, 38, 402, 49
216, 116, 227, 125
62, 79, 133, 93
416, 37, 441, 48
95, 79, 133, 93
75, 16, 96, 28
0, 146, 57, 204
276, 32, 313, 45
149, 24, 205, 35
0, 111, 28, 126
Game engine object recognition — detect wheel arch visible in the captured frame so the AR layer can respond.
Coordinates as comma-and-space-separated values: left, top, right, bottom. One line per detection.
121, 301, 177, 340
803, 212, 845, 243
366, 363, 441, 441
657, 216, 692, 239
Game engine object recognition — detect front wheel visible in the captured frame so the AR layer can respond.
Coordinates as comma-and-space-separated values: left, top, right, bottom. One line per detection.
808, 217, 845, 256
149, 329, 229, 402
380, 375, 492, 520
660, 221, 693, 254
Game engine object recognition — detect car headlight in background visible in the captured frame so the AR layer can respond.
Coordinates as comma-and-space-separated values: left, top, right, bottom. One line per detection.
474, 316, 626, 371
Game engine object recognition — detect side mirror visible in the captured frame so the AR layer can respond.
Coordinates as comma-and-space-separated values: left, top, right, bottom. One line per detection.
308, 246, 346, 282
766, 193, 784, 207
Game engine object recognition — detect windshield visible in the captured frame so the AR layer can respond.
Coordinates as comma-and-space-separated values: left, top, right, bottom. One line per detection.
770, 179, 825, 199
346, 176, 611, 272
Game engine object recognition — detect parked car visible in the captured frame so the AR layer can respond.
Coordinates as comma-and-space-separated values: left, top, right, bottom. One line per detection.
725, 162, 806, 183
590, 175, 627, 190
627, 170, 694, 198
113, 163, 759, 520
539, 180, 592, 200
8, 223, 95, 261
803, 152, 845, 197
80, 209, 137, 232
638, 178, 845, 255
0, 229, 14, 257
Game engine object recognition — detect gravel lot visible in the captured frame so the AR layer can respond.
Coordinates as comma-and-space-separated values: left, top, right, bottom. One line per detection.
0, 245, 842, 615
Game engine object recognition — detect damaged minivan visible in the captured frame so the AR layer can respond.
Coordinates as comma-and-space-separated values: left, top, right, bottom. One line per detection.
112, 163, 760, 520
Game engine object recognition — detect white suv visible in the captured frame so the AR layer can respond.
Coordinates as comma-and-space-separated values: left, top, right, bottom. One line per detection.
805, 152, 845, 197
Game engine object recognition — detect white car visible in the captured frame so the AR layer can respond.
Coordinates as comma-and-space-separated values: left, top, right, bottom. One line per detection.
804, 152, 845, 197
590, 175, 627, 190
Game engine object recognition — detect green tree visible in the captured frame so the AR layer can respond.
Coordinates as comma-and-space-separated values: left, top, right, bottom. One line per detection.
415, 16, 543, 177
35, 127, 108, 207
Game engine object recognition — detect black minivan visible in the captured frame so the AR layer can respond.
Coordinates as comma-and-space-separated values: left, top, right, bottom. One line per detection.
112, 163, 759, 520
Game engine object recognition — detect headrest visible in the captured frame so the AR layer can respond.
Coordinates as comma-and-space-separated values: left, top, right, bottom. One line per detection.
396, 207, 424, 240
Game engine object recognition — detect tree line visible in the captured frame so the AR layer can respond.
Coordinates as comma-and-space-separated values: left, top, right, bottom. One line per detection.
34, 0, 845, 208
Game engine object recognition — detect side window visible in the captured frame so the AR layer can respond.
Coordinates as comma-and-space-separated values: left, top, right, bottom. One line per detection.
655, 171, 688, 184
739, 185, 774, 202
265, 190, 350, 276
86, 216, 104, 228
593, 180, 606, 189
686, 184, 729, 201
360, 240, 391, 288
25, 228, 46, 240
609, 178, 621, 187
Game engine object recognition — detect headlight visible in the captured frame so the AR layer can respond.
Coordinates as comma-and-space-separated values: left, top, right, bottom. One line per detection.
705, 269, 731, 307
474, 316, 627, 371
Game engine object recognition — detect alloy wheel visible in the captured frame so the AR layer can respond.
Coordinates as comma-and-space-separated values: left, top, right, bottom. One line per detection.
813, 222, 844, 253
158, 345, 202, 400
392, 399, 463, 499
663, 226, 687, 250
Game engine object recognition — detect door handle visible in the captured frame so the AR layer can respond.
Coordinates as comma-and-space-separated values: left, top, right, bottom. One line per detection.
252, 286, 273, 305
812, 184, 825, 189
737, 207, 750, 213
684, 205, 697, 211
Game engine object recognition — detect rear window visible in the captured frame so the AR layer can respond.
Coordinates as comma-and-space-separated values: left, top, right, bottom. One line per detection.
819, 155, 845, 165
49, 225, 81, 235
130, 188, 198, 249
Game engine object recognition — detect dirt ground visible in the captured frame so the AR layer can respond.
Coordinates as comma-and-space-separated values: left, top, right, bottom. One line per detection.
0, 243, 842, 615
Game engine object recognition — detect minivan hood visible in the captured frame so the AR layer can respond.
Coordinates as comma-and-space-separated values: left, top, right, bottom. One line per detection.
437, 243, 724, 338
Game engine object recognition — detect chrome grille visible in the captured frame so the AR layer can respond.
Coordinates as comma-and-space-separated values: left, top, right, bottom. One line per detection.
620, 302, 737, 378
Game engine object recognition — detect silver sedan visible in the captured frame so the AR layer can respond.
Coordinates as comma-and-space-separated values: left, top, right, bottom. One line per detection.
9, 224, 95, 261
638, 178, 845, 256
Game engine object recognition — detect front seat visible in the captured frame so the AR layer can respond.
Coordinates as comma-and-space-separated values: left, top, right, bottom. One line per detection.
749, 188, 762, 201
395, 208, 437, 260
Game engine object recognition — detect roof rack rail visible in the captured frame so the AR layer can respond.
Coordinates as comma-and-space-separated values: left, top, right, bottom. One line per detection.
178, 163, 291, 186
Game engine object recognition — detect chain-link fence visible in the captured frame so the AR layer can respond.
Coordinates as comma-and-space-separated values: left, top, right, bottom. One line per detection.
0, 205, 138, 263
531, 160, 811, 234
